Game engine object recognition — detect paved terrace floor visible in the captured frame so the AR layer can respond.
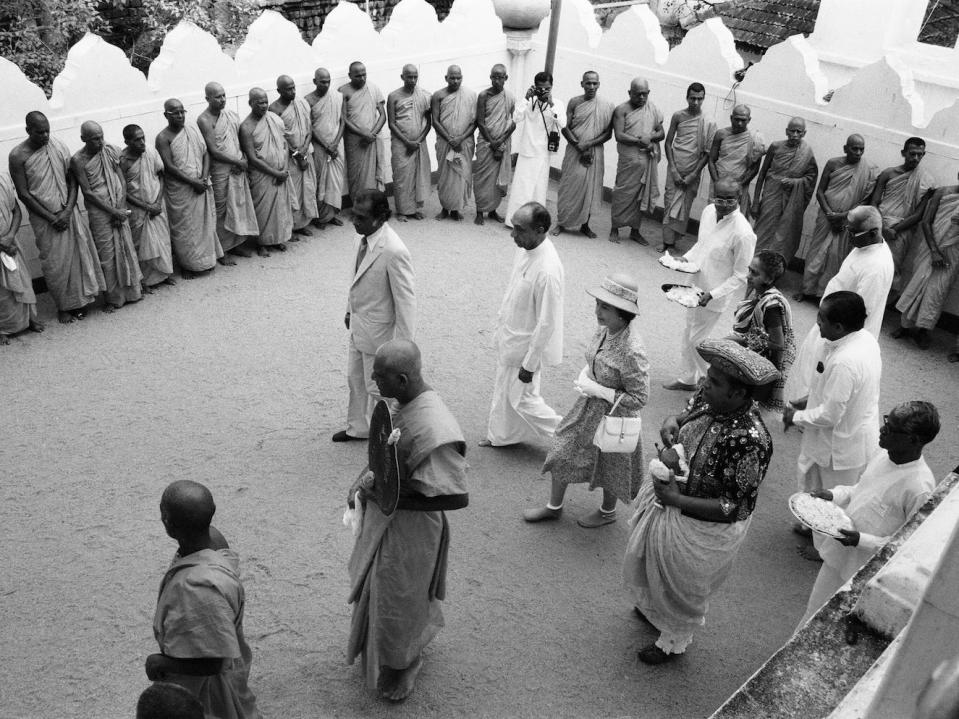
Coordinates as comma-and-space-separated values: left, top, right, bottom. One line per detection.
2, 185, 957, 719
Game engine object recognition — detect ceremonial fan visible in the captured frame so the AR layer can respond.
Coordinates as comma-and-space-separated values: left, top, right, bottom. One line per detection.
367, 400, 403, 516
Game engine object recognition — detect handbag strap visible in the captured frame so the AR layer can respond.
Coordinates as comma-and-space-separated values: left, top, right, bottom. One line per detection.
608, 393, 625, 415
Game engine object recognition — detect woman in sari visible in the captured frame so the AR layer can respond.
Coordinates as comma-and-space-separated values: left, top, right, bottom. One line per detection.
728, 249, 795, 411
523, 274, 650, 528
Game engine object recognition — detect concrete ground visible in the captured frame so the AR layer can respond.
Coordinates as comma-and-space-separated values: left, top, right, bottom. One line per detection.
2, 186, 957, 719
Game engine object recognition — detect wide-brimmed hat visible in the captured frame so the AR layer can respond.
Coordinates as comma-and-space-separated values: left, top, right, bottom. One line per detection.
696, 339, 779, 386
586, 273, 640, 315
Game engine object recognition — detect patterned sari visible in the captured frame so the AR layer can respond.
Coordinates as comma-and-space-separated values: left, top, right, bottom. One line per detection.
731, 288, 795, 411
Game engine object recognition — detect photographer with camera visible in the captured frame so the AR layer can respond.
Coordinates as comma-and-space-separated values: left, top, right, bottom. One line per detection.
503, 71, 565, 228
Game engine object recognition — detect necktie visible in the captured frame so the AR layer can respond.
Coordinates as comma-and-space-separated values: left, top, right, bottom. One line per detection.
354, 236, 368, 274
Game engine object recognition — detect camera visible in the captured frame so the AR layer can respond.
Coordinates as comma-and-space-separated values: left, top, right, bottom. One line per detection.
547, 130, 560, 153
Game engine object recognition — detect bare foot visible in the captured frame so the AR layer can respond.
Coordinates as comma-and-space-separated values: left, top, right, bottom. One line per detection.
328, 216, 344, 226
182, 269, 200, 280
73, 309, 86, 320
230, 246, 252, 257
141, 284, 155, 295
608, 230, 621, 244
450, 210, 463, 221
580, 224, 597, 239
474, 213, 484, 225
103, 304, 117, 314
0, 333, 9, 345
396, 214, 408, 222
217, 256, 237, 266
293, 227, 310, 236
289, 235, 302, 242
162, 277, 177, 286
551, 225, 564, 236
275, 243, 287, 252
412, 212, 424, 220
29, 319, 44, 333
796, 543, 822, 562
477, 439, 493, 447
487, 210, 503, 223
257, 246, 271, 258
949, 352, 959, 363
630, 228, 648, 246
58, 311, 75, 324
380, 657, 423, 702
435, 209, 449, 220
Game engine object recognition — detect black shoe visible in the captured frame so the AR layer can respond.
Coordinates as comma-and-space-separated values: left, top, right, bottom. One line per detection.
638, 644, 678, 665
332, 430, 366, 443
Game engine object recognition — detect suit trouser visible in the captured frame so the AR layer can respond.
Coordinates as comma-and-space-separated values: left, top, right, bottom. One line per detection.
486, 363, 562, 446
677, 307, 723, 385
346, 335, 382, 438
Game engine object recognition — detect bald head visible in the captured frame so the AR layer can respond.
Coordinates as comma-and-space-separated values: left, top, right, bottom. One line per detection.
402, 63, 417, 75
25, 110, 48, 129
628, 78, 650, 107
313, 68, 331, 96
730, 104, 751, 133
161, 480, 216, 537
204, 81, 224, 98
847, 205, 882, 233
785, 116, 806, 146
445, 65, 463, 92
163, 98, 184, 114
372, 340, 426, 402
314, 67, 330, 82
249, 87, 267, 102
376, 339, 422, 377
400, 64, 418, 90
714, 177, 741, 196
844, 134, 865, 163
630, 77, 649, 92
732, 104, 751, 118
79, 120, 102, 139
249, 87, 269, 117
349, 62, 367, 88
491, 63, 506, 75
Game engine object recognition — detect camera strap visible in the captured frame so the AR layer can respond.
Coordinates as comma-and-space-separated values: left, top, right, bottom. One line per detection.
537, 101, 554, 135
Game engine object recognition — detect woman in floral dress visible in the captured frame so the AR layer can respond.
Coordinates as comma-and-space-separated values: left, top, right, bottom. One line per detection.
523, 273, 649, 528
729, 249, 795, 411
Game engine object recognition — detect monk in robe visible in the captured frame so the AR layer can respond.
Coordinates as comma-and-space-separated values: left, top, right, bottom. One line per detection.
0, 171, 43, 342
9, 111, 104, 323
70, 121, 143, 312
120, 124, 175, 292
708, 104, 765, 216
797, 134, 878, 302
347, 340, 469, 702
661, 82, 715, 252
473, 64, 515, 225
893, 178, 959, 349
147, 480, 262, 719
751, 117, 818, 263
197, 81, 258, 261
553, 71, 614, 239
610, 77, 664, 244
305, 67, 345, 228
431, 65, 476, 221
156, 99, 222, 279
340, 62, 387, 203
239, 88, 294, 257
270, 75, 318, 235
871, 137, 935, 293
388, 64, 432, 221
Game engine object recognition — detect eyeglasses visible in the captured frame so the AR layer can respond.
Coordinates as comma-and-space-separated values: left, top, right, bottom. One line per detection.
882, 414, 909, 434
849, 228, 874, 239
710, 197, 739, 205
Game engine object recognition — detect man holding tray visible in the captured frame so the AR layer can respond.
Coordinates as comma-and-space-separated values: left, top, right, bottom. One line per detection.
664, 177, 756, 391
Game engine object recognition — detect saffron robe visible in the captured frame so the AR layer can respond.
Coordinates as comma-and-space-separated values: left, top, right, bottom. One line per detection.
248, 113, 294, 246
309, 91, 345, 222
435, 88, 477, 213
556, 97, 614, 228
389, 87, 432, 216
800, 158, 878, 297
712, 129, 765, 214
78, 144, 142, 307
877, 166, 935, 290
611, 102, 663, 229
0, 172, 37, 333
207, 110, 258, 251
154, 548, 261, 719
663, 111, 716, 228
753, 140, 818, 263
21, 137, 104, 310
896, 191, 959, 330
123, 147, 174, 286
279, 98, 319, 229
343, 83, 385, 200
473, 90, 515, 213
163, 126, 221, 271
347, 390, 468, 689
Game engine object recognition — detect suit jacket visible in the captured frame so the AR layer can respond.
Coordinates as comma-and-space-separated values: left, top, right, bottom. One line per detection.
348, 222, 416, 354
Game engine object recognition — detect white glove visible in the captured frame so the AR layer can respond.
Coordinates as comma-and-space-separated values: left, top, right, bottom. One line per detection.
574, 375, 616, 403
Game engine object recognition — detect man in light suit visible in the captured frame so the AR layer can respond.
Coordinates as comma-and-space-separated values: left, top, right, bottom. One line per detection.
333, 189, 416, 442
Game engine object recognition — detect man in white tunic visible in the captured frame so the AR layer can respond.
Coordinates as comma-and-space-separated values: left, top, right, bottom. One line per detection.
800, 400, 939, 623
503, 72, 565, 228
664, 178, 756, 391
481, 202, 564, 447
784, 291, 883, 560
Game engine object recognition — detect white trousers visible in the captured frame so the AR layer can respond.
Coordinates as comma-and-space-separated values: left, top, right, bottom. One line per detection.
504, 154, 550, 227
677, 307, 723, 385
346, 335, 382, 438
801, 561, 848, 625
486, 363, 562, 446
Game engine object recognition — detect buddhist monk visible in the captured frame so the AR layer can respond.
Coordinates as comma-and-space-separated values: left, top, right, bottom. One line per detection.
610, 77, 664, 244
270, 75, 318, 236
431, 65, 476, 221
473, 64, 515, 225
751, 117, 818, 263
796, 134, 877, 302
708, 104, 765, 215
387, 64, 432, 221
9, 111, 104, 322
197, 81, 258, 260
120, 124, 175, 292
305, 67, 345, 228
239, 87, 293, 257
871, 137, 935, 294
553, 70, 614, 239
340, 61, 386, 202
155, 99, 222, 279
661, 82, 715, 253
70, 120, 143, 311
0, 170, 43, 342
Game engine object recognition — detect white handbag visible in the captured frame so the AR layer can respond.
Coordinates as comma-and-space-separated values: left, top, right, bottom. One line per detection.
592, 394, 642, 453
